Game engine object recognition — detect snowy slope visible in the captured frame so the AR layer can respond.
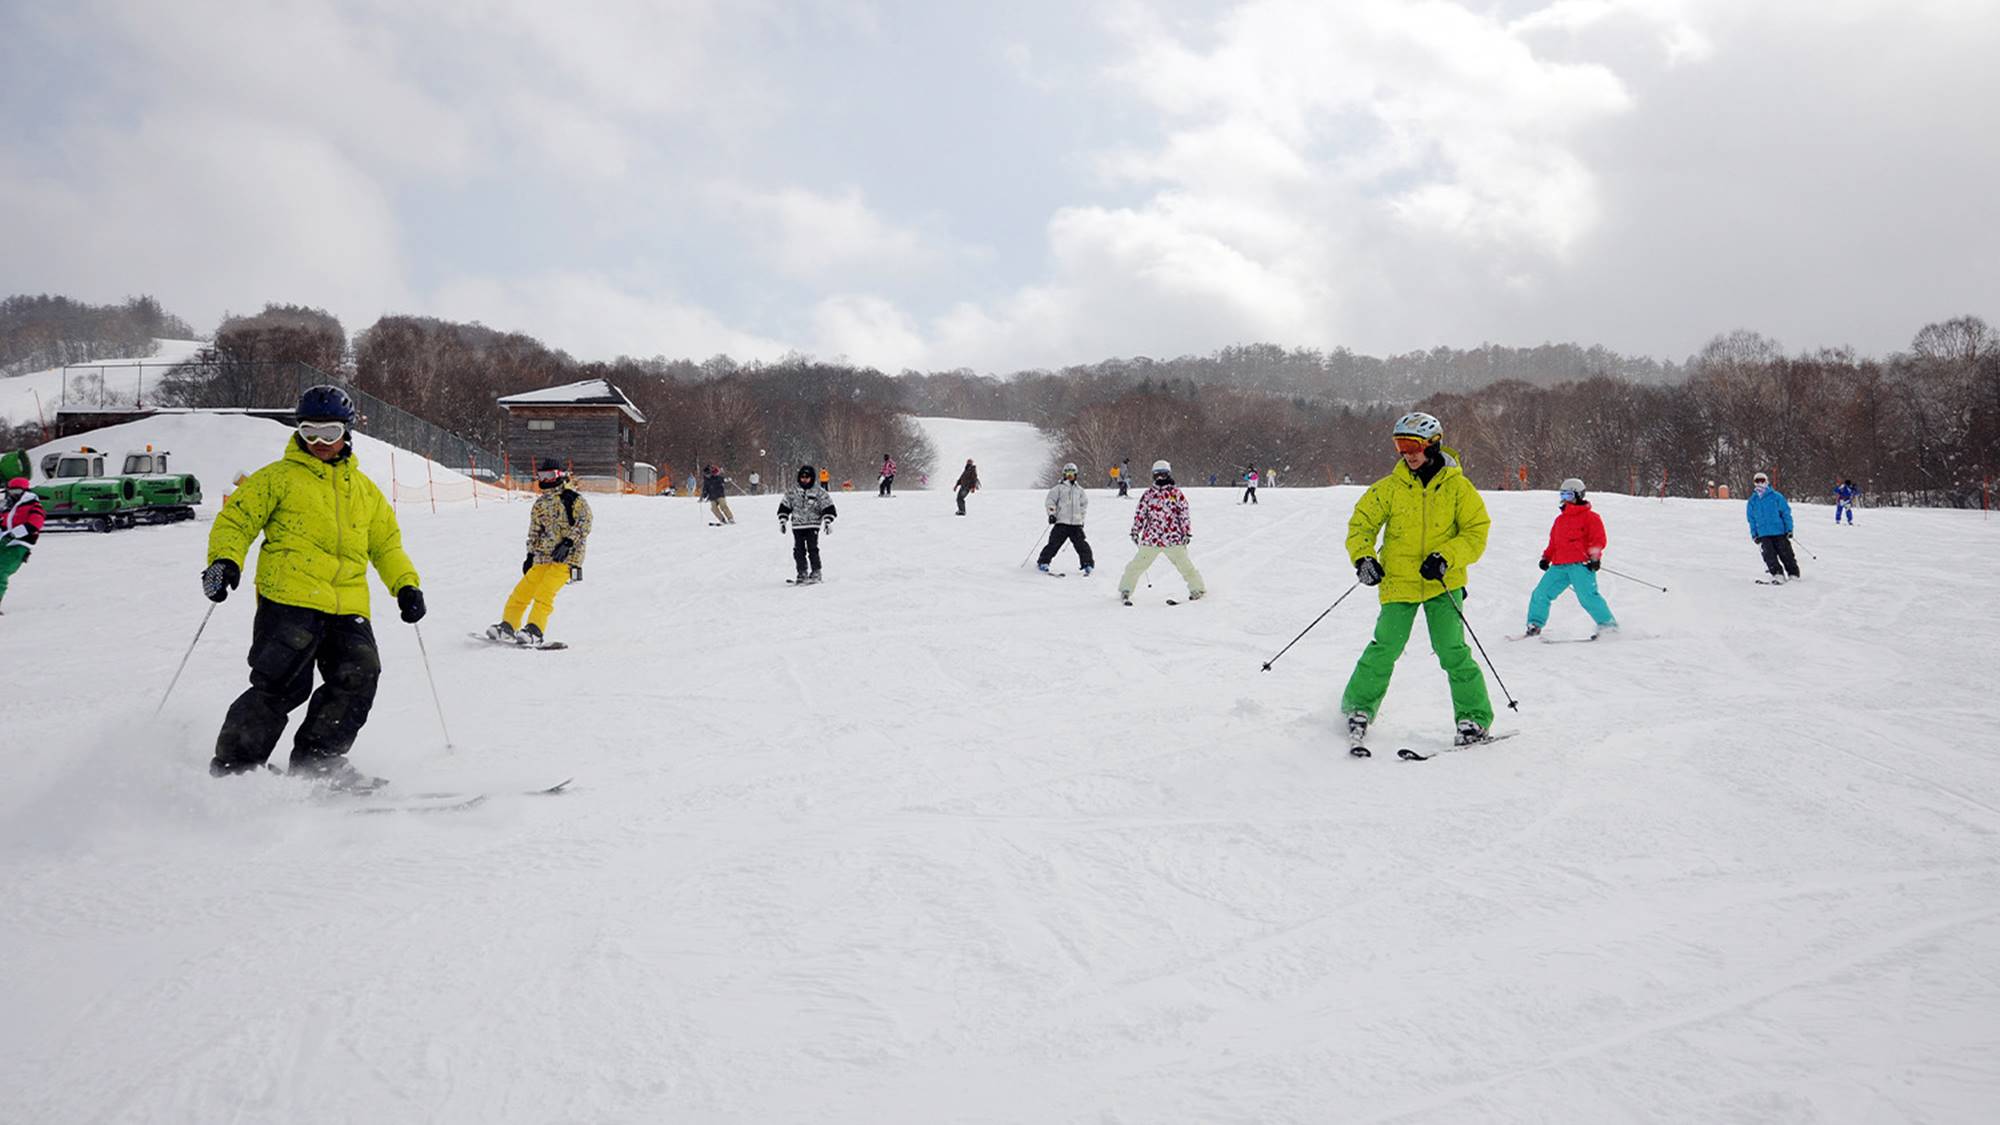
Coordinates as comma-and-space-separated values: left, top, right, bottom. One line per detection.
3, 455, 1998, 1123
25, 412, 473, 503
1, 338, 206, 427
909, 415, 1058, 488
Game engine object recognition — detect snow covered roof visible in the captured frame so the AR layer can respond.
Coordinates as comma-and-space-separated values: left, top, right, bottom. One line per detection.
496, 378, 646, 423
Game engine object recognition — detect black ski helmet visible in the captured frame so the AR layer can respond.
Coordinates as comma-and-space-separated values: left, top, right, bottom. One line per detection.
797, 464, 816, 483
296, 384, 357, 425
535, 457, 568, 490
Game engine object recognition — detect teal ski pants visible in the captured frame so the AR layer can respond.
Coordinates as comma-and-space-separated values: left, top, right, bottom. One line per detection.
1526, 563, 1616, 629
1340, 590, 1493, 727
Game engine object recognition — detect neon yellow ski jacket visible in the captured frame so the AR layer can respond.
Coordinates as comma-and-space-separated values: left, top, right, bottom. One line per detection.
207, 439, 420, 618
1346, 448, 1490, 604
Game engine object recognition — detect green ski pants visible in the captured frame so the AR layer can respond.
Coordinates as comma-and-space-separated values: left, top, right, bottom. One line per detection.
0, 542, 26, 604
1340, 590, 1493, 728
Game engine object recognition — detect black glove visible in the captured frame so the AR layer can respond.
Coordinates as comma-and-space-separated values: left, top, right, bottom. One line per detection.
1049, 514, 1058, 525
201, 559, 241, 603
397, 586, 426, 623
1419, 553, 1449, 582
1538, 557, 1550, 571
780, 517, 789, 535
1355, 557, 1384, 586
1586, 559, 1601, 572
552, 538, 573, 563
820, 516, 834, 536
522, 553, 534, 575
568, 565, 583, 584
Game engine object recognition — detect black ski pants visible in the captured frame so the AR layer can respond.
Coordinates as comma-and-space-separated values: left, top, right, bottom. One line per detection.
1038, 523, 1095, 569
1242, 485, 1258, 504
956, 486, 972, 514
1756, 534, 1801, 577
879, 475, 894, 497
214, 597, 382, 772
792, 527, 822, 575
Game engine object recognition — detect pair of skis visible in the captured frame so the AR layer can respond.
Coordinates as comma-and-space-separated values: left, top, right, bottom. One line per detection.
348, 777, 575, 815
470, 632, 569, 651
1350, 731, 1518, 761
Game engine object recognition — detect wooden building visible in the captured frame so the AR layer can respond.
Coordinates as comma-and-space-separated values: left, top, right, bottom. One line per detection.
496, 378, 647, 482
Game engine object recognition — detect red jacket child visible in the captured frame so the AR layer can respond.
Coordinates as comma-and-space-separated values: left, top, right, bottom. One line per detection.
1540, 500, 1606, 566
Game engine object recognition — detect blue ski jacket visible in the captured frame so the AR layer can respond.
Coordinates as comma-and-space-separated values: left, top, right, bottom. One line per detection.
1746, 486, 1794, 538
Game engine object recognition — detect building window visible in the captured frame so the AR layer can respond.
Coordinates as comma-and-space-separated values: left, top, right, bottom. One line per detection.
527, 419, 555, 431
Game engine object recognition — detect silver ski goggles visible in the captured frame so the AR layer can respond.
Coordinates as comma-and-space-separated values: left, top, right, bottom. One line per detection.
297, 421, 348, 446
1559, 489, 1578, 503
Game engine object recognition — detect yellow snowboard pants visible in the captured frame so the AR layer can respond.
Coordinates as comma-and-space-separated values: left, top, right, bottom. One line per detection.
504, 563, 569, 632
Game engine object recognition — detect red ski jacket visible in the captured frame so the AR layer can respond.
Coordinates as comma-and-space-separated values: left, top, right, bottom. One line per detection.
1541, 501, 1606, 566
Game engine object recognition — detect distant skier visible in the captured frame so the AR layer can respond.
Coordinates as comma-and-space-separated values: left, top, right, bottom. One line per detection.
1747, 471, 1801, 582
748, 471, 762, 495
0, 476, 45, 613
1038, 462, 1095, 576
1833, 478, 1858, 525
954, 458, 979, 516
1119, 458, 1132, 498
779, 463, 838, 584
1523, 477, 1616, 638
486, 458, 593, 647
879, 453, 897, 497
202, 385, 425, 789
1341, 411, 1495, 750
701, 465, 735, 524
1118, 460, 1205, 604
1242, 465, 1260, 504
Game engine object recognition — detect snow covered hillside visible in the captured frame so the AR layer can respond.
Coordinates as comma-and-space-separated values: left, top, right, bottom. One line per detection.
909, 415, 1058, 487
4, 463, 1998, 1122
1, 338, 206, 427
25, 412, 473, 501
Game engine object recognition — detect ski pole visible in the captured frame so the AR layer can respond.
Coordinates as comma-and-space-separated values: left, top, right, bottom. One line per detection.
1019, 528, 1049, 568
154, 603, 217, 716
1261, 581, 1361, 671
1599, 565, 1667, 593
1791, 534, 1817, 561
1436, 583, 1520, 713
411, 623, 456, 751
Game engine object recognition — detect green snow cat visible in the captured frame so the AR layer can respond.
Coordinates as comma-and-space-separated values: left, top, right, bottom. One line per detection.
34, 446, 142, 531
117, 447, 202, 523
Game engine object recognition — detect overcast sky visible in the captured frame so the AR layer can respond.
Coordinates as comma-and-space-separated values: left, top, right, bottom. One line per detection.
3, 0, 1996, 372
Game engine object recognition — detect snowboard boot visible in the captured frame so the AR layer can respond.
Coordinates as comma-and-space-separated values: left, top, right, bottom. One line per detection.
1454, 720, 1493, 747
519, 623, 546, 647
290, 755, 387, 793
485, 621, 517, 642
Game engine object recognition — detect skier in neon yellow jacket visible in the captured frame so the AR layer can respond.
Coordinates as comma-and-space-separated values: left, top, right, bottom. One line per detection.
1341, 411, 1494, 750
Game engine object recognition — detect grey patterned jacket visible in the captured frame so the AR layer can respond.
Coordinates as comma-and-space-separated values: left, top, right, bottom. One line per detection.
777, 483, 838, 529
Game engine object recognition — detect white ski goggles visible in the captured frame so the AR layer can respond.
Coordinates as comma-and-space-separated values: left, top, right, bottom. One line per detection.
297, 421, 348, 445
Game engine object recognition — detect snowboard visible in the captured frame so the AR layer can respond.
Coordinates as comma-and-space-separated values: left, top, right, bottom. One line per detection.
469, 631, 569, 651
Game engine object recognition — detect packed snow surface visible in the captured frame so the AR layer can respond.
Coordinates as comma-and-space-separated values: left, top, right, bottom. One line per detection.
909, 415, 1059, 488
4, 449, 1998, 1122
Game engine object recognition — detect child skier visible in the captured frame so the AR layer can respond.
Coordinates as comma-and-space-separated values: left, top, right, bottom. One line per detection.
1118, 460, 1205, 604
0, 476, 46, 613
1833, 479, 1858, 524
1038, 462, 1094, 575
779, 464, 837, 584
954, 458, 979, 515
701, 465, 735, 524
1242, 465, 1259, 504
487, 458, 593, 647
1342, 411, 1495, 750
879, 454, 897, 497
202, 385, 425, 788
1523, 477, 1617, 638
1747, 471, 1800, 581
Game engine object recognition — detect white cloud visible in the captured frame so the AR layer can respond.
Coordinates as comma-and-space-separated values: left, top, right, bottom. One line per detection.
428, 274, 789, 362
721, 185, 963, 284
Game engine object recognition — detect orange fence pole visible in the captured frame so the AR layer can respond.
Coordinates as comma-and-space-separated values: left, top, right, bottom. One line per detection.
390, 452, 398, 512
426, 458, 437, 514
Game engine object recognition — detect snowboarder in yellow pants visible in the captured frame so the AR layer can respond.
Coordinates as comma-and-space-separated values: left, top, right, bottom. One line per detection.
487, 458, 592, 647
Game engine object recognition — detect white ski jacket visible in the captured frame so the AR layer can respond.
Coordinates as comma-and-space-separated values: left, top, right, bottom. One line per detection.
1044, 480, 1089, 525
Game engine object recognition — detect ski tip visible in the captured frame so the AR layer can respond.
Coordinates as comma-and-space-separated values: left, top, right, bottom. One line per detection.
1349, 746, 1372, 758
1396, 748, 1430, 761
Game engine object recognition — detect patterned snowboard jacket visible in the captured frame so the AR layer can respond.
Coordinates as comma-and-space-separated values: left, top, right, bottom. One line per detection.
527, 485, 593, 566
778, 483, 838, 528
1130, 485, 1192, 547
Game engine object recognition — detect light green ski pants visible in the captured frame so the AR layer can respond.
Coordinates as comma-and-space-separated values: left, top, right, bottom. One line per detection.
1118, 544, 1205, 596
1340, 590, 1493, 727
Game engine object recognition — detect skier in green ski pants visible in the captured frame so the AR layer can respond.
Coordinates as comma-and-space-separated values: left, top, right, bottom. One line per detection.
1342, 411, 1496, 751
